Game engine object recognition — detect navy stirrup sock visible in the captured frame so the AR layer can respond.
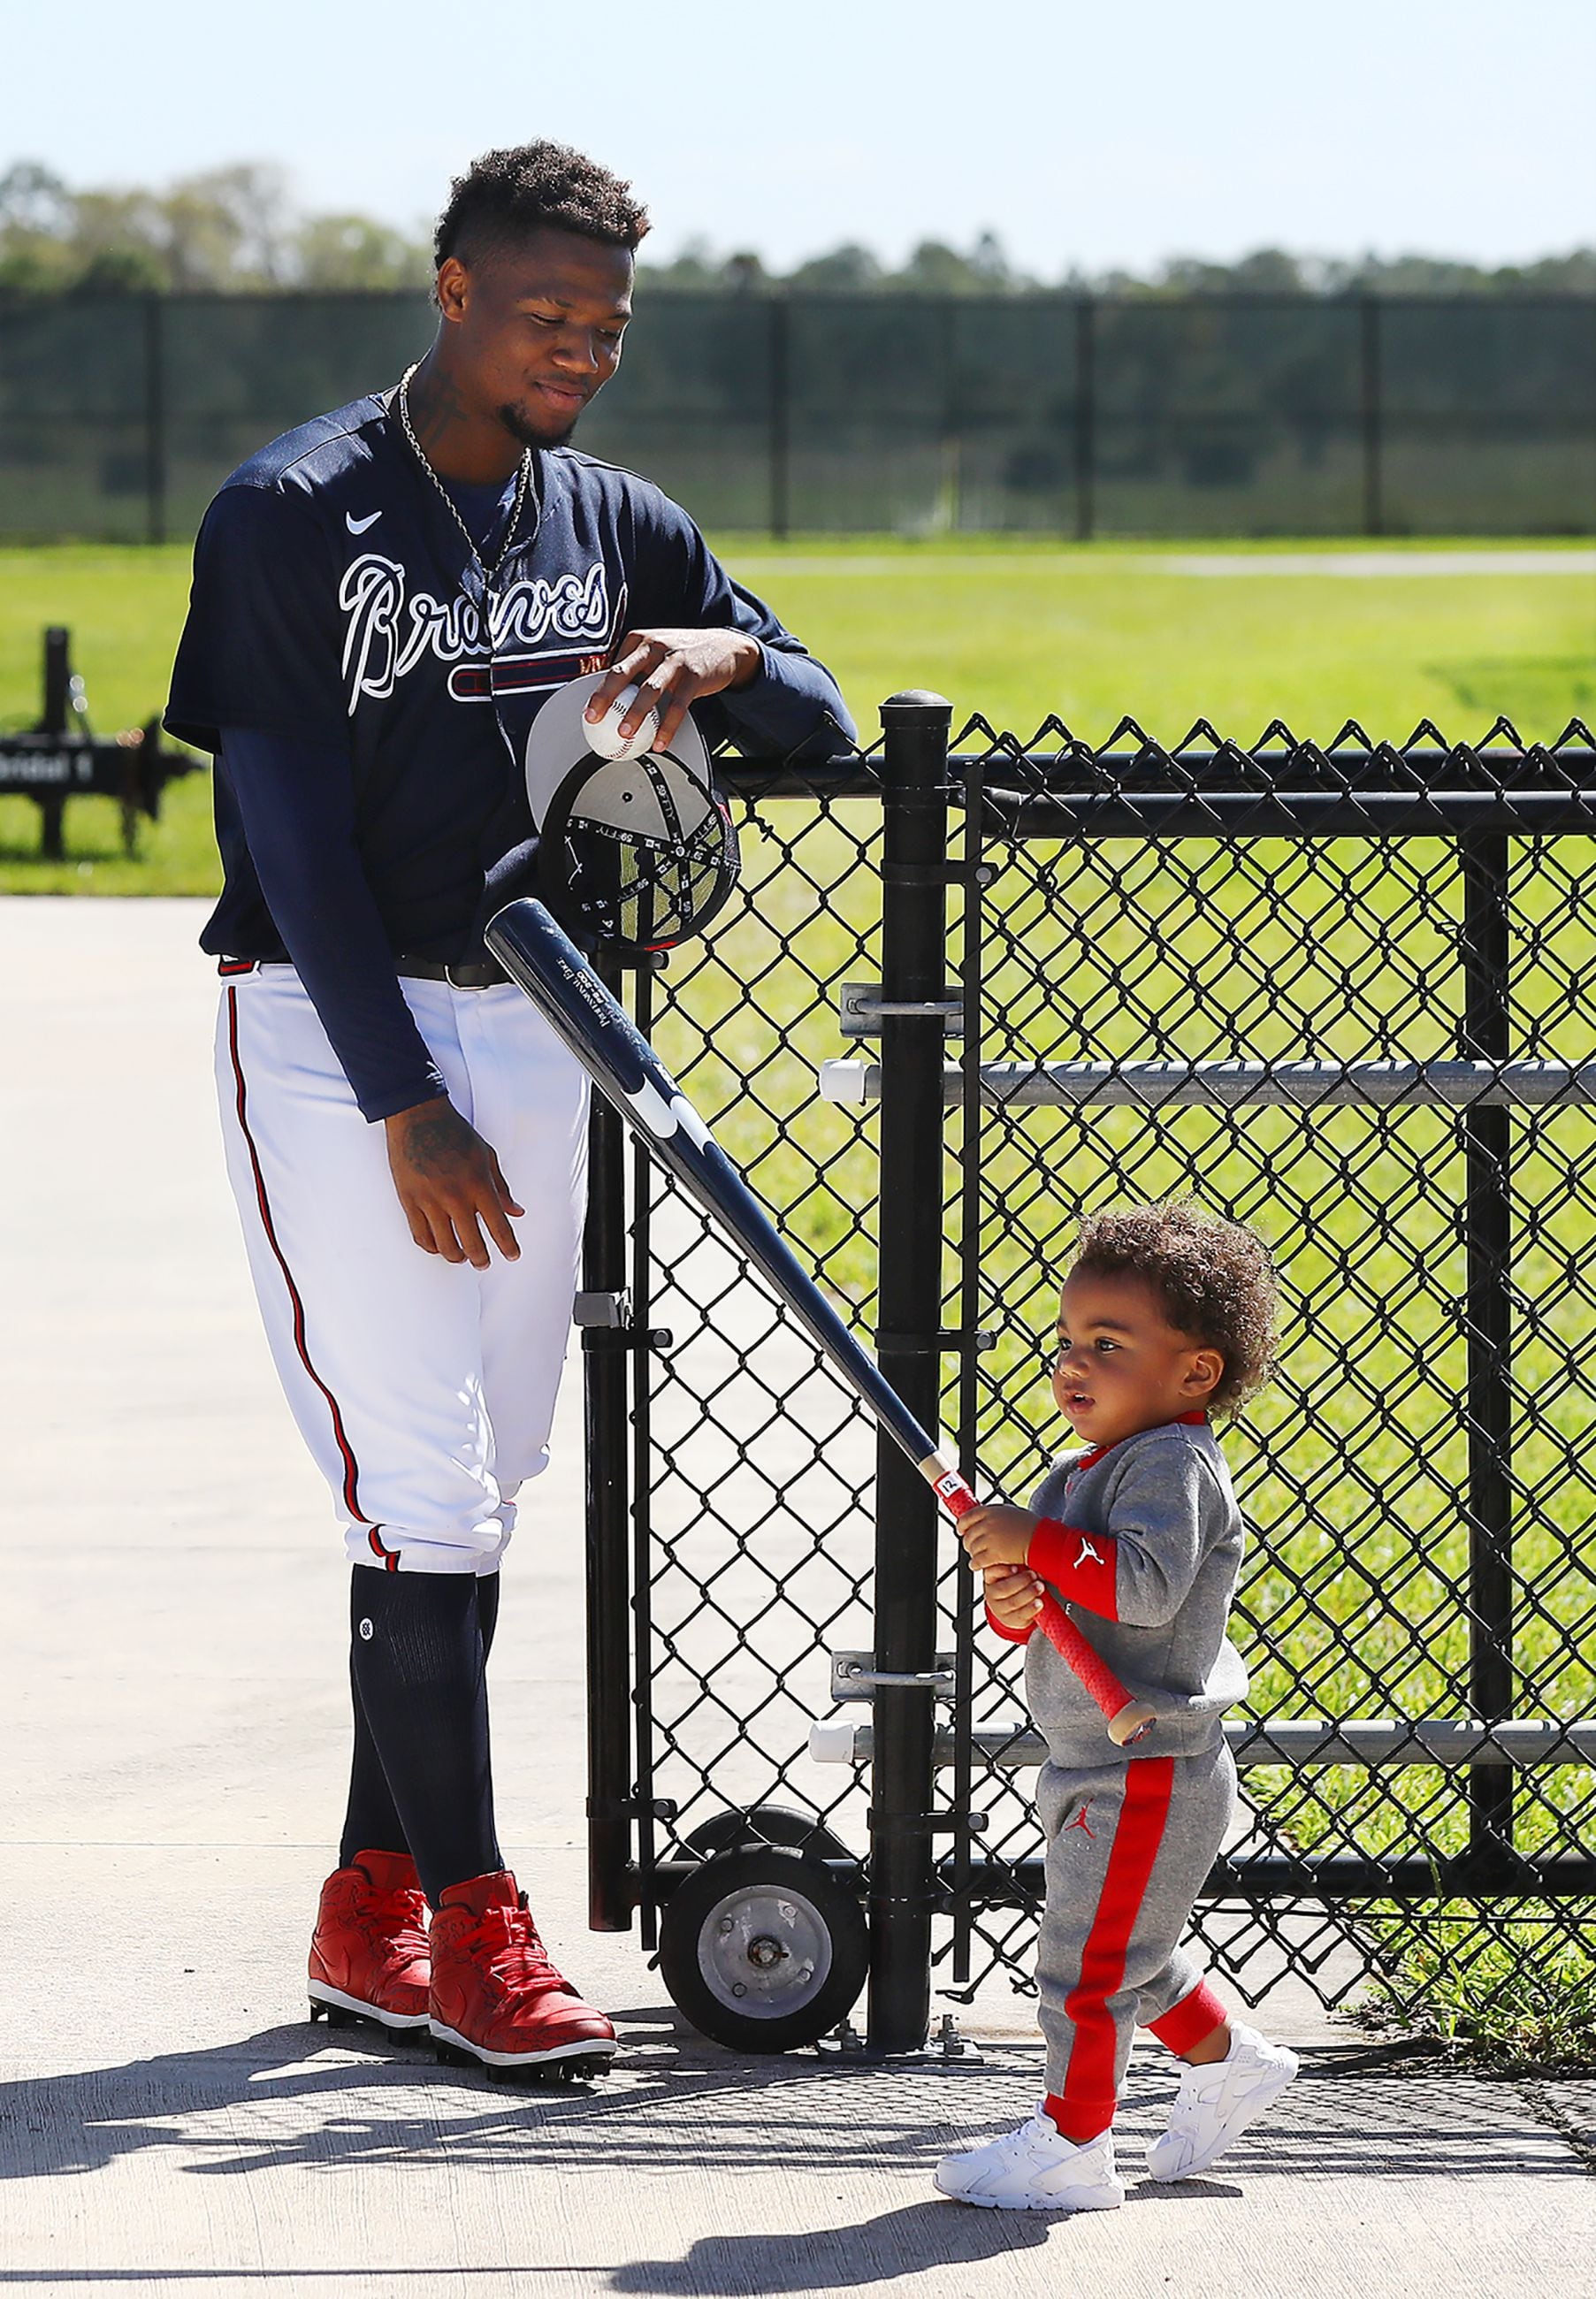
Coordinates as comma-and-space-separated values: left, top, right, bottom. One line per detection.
339, 1569, 502, 1903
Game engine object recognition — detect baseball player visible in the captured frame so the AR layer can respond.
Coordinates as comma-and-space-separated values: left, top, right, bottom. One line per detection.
164, 141, 852, 2075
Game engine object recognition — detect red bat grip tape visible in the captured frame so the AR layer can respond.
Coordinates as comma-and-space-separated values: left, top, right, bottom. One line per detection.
933, 1466, 1155, 1747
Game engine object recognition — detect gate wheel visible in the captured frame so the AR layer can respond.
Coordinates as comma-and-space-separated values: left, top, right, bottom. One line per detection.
658, 1846, 868, 2054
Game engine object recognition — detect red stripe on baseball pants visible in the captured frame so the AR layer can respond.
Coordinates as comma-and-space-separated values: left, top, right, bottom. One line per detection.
225, 984, 368, 1524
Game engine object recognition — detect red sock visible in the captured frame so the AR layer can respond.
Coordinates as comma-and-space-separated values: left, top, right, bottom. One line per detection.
1043, 2092, 1112, 2144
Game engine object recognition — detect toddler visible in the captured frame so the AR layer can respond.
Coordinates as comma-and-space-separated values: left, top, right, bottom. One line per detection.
935, 1201, 1298, 2211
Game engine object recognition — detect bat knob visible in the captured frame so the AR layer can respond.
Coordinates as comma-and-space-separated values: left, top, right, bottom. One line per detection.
1107, 1700, 1157, 1748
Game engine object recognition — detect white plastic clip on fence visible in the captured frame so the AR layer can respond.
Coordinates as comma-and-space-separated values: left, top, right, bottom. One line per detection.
809, 1718, 863, 1766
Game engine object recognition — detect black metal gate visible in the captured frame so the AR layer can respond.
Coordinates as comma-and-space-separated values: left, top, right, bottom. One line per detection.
581, 700, 1596, 2053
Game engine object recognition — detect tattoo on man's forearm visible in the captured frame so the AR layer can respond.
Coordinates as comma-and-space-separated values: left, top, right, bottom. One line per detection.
403, 1112, 470, 1178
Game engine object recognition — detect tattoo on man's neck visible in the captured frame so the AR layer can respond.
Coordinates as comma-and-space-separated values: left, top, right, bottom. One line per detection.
409, 367, 470, 458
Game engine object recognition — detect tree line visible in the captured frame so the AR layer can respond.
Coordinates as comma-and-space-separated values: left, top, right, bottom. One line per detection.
2, 160, 1591, 301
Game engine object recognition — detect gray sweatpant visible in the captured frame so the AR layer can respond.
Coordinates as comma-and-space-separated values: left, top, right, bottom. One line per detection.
1035, 1743, 1236, 2132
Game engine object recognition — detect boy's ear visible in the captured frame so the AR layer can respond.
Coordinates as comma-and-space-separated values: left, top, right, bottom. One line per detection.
1184, 1348, 1225, 1402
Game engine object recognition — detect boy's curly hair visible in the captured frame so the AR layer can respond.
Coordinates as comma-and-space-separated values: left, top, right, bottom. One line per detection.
1069, 1200, 1277, 1414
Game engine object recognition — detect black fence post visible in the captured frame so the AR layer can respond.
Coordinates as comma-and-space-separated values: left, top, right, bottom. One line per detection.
938, 297, 961, 534
1074, 297, 1096, 543
37, 625, 72, 860
583, 986, 635, 1933
949, 747, 986, 1985
628, 959, 662, 1950
144, 295, 166, 547
1461, 833, 1515, 1867
867, 688, 954, 2053
769, 298, 791, 541
1359, 297, 1383, 539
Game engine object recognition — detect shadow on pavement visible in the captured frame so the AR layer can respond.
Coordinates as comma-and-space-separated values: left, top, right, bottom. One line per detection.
607, 2202, 1050, 2291
0, 2013, 1020, 2186
0, 2010, 1557, 2196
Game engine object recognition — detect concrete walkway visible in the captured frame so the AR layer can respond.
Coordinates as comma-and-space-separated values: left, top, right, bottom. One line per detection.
1, 898, 1590, 2298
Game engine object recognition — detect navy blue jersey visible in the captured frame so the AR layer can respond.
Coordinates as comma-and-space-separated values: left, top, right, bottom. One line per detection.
165, 390, 852, 1119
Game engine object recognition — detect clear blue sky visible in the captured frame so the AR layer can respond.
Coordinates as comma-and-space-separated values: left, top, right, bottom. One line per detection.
7, 0, 1593, 273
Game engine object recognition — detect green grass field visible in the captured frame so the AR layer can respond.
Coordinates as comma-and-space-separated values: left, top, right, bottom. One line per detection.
1, 535, 1592, 894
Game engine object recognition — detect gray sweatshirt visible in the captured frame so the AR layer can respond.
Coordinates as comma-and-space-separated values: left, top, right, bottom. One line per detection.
1005, 1414, 1249, 1764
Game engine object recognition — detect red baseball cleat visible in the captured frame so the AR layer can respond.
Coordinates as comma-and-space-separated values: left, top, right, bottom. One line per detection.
428, 1870, 616, 2078
308, 1848, 431, 2034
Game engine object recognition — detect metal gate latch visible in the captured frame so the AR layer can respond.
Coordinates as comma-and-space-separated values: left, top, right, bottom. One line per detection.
831, 1650, 958, 1701
838, 981, 964, 1037
574, 1290, 672, 1354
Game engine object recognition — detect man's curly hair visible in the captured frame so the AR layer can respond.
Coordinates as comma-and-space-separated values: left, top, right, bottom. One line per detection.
1069, 1200, 1277, 1414
435, 143, 650, 274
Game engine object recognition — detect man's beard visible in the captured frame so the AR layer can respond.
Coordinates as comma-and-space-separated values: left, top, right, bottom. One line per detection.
498, 399, 580, 451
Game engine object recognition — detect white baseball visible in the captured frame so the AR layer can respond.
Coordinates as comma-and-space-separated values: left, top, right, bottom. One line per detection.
584, 684, 661, 762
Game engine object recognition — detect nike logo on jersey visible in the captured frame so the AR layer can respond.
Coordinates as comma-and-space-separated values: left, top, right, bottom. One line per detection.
345, 510, 383, 534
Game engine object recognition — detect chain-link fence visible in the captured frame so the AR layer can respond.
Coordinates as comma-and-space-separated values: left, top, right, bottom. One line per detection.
3, 290, 1593, 542
579, 702, 1596, 2052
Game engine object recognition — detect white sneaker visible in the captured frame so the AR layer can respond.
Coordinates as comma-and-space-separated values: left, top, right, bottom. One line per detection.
1146, 2023, 1300, 2181
934, 2106, 1125, 2212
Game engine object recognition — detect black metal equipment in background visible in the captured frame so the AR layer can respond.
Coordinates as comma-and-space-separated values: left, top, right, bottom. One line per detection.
3, 291, 1593, 542
0, 626, 198, 857
577, 700, 1596, 2058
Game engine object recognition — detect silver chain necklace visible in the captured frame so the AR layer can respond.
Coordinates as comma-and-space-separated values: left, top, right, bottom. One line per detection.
396, 361, 536, 608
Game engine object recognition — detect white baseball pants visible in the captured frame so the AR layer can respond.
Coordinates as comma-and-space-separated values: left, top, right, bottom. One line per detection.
215, 966, 588, 1574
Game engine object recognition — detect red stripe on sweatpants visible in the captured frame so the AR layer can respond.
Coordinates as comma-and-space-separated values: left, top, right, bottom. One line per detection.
225, 985, 368, 1524
1056, 1755, 1176, 2137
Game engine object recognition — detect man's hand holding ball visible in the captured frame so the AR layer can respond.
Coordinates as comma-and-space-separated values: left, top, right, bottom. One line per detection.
582, 683, 661, 761
584, 628, 762, 757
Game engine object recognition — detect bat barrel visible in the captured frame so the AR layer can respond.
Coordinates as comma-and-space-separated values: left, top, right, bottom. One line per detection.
486, 898, 943, 1475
